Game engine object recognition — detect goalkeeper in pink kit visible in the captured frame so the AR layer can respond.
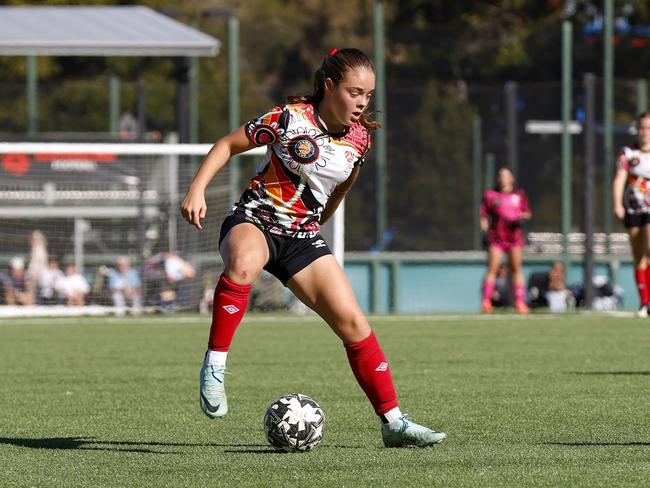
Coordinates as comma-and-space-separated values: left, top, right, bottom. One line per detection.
480, 166, 532, 314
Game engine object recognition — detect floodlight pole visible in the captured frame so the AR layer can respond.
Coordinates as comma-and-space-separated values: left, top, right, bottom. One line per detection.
603, 0, 614, 254
26, 56, 38, 136
109, 75, 120, 136
583, 73, 596, 309
228, 16, 241, 205
484, 153, 495, 191
374, 0, 387, 251
505, 81, 518, 176
637, 79, 648, 114
561, 21, 573, 274
472, 115, 482, 250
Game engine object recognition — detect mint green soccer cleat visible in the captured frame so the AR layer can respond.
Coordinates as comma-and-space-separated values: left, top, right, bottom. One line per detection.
381, 415, 446, 447
199, 364, 228, 418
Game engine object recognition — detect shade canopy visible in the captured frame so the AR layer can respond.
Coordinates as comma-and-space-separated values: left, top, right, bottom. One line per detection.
0, 6, 219, 57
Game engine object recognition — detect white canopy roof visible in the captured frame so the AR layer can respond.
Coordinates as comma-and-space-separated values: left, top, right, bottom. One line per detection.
0, 6, 219, 57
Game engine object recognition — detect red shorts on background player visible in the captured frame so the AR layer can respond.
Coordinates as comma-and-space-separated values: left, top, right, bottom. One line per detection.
480, 166, 532, 314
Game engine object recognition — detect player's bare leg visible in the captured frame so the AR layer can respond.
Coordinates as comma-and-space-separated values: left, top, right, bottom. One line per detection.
200, 223, 268, 419
288, 255, 446, 447
482, 246, 503, 313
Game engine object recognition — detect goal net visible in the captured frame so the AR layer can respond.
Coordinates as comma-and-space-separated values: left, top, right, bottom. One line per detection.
0, 141, 344, 316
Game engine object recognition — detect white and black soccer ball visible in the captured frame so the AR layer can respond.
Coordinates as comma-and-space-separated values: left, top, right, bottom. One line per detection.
263, 393, 325, 452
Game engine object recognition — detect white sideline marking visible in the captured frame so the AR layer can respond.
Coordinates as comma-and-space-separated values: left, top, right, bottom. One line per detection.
0, 310, 639, 325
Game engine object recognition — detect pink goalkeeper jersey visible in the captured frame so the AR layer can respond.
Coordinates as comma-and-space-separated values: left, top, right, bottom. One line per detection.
481, 188, 530, 247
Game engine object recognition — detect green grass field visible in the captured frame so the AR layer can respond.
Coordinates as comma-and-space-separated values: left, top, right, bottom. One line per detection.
1, 313, 649, 487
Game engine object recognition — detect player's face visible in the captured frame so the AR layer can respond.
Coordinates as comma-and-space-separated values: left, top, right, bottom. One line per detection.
497, 168, 515, 191
639, 116, 650, 150
324, 67, 375, 129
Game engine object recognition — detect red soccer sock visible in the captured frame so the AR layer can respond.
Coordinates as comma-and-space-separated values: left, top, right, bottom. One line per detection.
636, 268, 648, 306
345, 331, 398, 416
207, 274, 252, 351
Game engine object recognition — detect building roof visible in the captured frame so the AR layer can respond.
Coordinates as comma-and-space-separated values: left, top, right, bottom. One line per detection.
0, 6, 219, 57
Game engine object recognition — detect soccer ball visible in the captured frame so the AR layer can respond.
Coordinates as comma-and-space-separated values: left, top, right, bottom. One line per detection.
263, 393, 325, 452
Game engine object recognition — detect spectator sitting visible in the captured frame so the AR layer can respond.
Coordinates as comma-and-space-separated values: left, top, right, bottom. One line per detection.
38, 255, 64, 304
163, 251, 196, 283
5, 256, 36, 305
56, 263, 90, 306
546, 261, 571, 313
27, 230, 48, 289
490, 263, 511, 308
109, 257, 142, 316
146, 251, 196, 312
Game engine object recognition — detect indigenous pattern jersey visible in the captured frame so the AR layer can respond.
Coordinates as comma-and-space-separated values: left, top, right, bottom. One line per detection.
617, 144, 650, 214
481, 189, 530, 247
233, 103, 371, 238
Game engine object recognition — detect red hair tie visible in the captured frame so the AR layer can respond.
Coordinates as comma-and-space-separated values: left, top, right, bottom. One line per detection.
328, 48, 338, 56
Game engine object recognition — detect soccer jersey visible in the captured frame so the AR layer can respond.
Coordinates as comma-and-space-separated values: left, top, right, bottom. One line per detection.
481, 189, 530, 248
617, 144, 650, 214
233, 103, 371, 238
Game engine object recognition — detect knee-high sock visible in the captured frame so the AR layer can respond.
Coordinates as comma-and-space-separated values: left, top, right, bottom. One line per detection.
636, 268, 648, 306
514, 282, 526, 303
345, 332, 398, 415
482, 280, 495, 301
207, 274, 251, 351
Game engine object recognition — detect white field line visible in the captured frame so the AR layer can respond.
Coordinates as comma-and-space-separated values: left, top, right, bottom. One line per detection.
0, 310, 638, 325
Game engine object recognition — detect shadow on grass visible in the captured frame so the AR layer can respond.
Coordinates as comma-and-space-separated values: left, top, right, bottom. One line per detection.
546, 441, 650, 446
569, 371, 650, 376
223, 444, 364, 454
0, 437, 272, 454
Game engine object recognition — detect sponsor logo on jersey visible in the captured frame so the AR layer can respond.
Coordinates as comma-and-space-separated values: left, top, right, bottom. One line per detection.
222, 305, 240, 314
312, 239, 326, 248
375, 362, 388, 372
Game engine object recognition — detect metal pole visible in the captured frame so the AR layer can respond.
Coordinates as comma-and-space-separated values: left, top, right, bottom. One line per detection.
190, 20, 200, 145
584, 73, 596, 309
228, 16, 241, 205
175, 58, 191, 143
561, 21, 573, 273
136, 79, 146, 142
26, 56, 38, 136
472, 115, 482, 249
505, 81, 518, 176
189, 57, 199, 143
637, 78, 648, 115
74, 218, 87, 273
603, 0, 614, 253
109, 74, 120, 136
484, 152, 495, 191
167, 132, 179, 253
374, 0, 387, 251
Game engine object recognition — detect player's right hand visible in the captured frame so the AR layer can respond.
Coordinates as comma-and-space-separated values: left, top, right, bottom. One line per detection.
180, 188, 207, 230
614, 205, 625, 221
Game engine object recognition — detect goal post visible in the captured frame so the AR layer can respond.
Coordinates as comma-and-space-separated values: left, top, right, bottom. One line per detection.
0, 141, 345, 314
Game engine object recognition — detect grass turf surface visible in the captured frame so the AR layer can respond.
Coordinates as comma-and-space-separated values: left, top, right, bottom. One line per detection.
0, 313, 649, 487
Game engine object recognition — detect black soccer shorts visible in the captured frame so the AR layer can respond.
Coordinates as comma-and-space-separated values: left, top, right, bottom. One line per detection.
219, 212, 332, 285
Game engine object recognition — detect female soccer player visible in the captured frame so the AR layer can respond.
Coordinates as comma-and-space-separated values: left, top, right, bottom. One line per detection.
612, 112, 650, 317
480, 166, 532, 314
180, 48, 445, 447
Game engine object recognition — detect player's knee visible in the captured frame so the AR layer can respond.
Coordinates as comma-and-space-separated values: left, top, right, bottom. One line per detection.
224, 253, 263, 285
337, 312, 371, 343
